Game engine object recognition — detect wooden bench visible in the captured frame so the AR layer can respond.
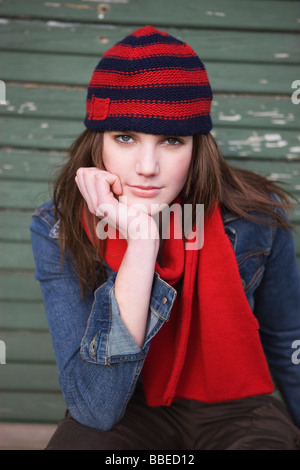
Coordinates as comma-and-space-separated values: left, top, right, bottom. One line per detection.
0, 0, 299, 450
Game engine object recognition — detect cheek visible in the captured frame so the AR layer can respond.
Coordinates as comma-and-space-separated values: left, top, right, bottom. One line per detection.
102, 150, 122, 176
169, 158, 192, 189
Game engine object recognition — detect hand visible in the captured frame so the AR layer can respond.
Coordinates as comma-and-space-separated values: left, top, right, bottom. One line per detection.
75, 167, 159, 242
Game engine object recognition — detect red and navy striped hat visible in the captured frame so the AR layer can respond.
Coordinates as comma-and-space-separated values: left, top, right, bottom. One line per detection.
85, 26, 212, 136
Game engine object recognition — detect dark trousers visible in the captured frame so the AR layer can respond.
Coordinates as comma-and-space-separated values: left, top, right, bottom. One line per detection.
46, 384, 300, 450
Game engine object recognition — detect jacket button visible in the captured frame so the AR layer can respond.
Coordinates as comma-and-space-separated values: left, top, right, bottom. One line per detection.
241, 279, 246, 289
162, 297, 167, 304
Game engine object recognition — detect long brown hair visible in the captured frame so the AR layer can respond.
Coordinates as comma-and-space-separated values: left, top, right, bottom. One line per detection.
53, 129, 296, 295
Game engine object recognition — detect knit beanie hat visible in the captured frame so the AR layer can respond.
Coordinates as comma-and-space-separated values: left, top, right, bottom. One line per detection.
85, 25, 213, 136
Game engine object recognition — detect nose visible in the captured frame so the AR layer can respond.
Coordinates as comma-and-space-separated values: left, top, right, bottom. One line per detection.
135, 142, 159, 177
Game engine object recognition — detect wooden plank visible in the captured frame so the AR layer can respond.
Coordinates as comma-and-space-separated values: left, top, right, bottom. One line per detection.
0, 115, 84, 151
0, 0, 299, 32
0, 423, 56, 450
0, 331, 55, 363
212, 95, 299, 131
0, 391, 66, 424
1, 255, 299, 305
1, 116, 300, 159
0, 231, 298, 271
213, 128, 300, 160
0, 211, 34, 242
2, 84, 299, 131
226, 160, 300, 194
0, 234, 292, 266
1, 19, 299, 64
2, 149, 300, 185
0, 242, 35, 270
1, 50, 298, 94
1, 84, 86, 120
0, 148, 65, 181
0, 200, 299, 244
0, 363, 60, 391
2, 229, 298, 269
0, 301, 47, 331
0, 272, 43, 301
0, 224, 299, 270
0, 180, 51, 210
1, 147, 300, 183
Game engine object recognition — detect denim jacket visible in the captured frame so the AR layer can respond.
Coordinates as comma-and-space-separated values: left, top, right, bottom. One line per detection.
30, 200, 300, 431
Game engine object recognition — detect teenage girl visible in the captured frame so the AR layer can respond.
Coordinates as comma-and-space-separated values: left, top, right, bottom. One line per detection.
30, 26, 300, 450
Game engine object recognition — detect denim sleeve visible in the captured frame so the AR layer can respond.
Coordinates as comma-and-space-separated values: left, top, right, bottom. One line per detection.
30, 212, 176, 431
254, 221, 300, 429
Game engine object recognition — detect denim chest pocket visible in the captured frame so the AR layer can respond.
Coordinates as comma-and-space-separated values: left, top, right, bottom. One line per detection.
236, 249, 270, 294
224, 222, 271, 295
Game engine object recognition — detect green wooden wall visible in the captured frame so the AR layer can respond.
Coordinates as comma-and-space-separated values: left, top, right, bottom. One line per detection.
0, 0, 299, 424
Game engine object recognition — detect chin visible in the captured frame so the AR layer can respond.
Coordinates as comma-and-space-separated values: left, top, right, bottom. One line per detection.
120, 194, 169, 216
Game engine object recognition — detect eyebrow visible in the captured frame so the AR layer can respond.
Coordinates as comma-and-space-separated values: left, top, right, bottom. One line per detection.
110, 131, 187, 139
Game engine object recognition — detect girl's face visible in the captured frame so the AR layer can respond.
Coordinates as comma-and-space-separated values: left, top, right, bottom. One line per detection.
102, 131, 193, 214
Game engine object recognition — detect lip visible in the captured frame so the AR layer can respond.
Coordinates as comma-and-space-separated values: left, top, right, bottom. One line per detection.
128, 185, 162, 198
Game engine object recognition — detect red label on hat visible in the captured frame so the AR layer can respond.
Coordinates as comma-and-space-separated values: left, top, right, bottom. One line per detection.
89, 96, 110, 121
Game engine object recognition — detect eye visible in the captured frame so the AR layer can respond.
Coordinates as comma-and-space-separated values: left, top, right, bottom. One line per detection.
165, 137, 182, 146
115, 134, 134, 144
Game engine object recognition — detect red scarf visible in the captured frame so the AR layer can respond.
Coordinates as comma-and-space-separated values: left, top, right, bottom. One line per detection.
82, 203, 273, 406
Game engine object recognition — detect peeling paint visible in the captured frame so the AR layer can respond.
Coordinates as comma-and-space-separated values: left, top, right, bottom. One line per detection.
17, 102, 37, 114
273, 53, 290, 58
99, 36, 109, 43
218, 112, 241, 122
287, 154, 300, 161
228, 133, 290, 151
289, 147, 300, 153
229, 135, 262, 146
272, 120, 287, 125
248, 111, 284, 118
265, 141, 287, 148
65, 3, 93, 9
98, 3, 110, 18
206, 11, 226, 17
267, 173, 292, 181
44, 2, 61, 7
83, 0, 128, 3
46, 20, 79, 27
0, 18, 9, 24
264, 134, 282, 141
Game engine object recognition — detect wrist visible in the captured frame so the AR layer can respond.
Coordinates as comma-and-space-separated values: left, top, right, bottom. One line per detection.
127, 235, 160, 258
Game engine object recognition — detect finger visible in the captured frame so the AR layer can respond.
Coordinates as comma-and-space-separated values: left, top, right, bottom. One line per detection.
102, 173, 123, 197
75, 168, 98, 214
111, 175, 123, 196
94, 172, 121, 204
